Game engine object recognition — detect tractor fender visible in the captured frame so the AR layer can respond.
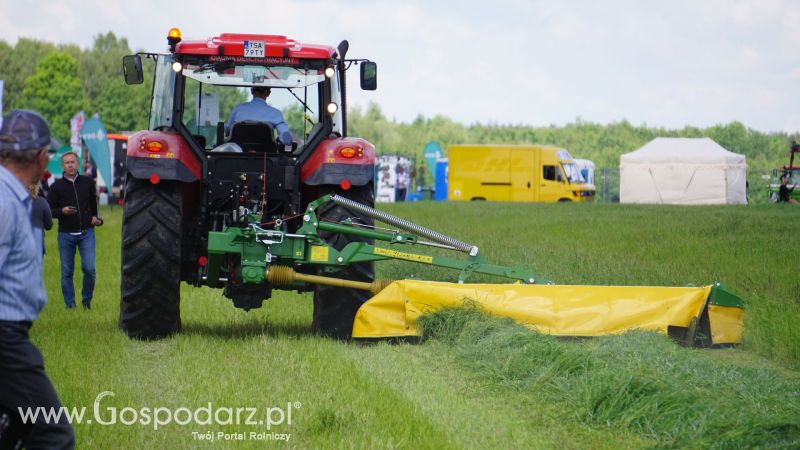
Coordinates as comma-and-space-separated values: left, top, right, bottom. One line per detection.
126, 130, 200, 182
301, 137, 375, 186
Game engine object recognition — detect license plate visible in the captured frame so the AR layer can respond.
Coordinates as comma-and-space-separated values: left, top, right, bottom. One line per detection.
243, 40, 265, 57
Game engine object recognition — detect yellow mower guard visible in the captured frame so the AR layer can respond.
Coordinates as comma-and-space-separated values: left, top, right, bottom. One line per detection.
352, 281, 744, 345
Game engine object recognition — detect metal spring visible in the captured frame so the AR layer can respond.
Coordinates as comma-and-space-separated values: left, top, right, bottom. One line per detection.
331, 195, 478, 255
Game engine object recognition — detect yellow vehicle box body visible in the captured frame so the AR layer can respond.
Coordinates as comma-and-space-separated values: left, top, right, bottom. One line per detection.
448, 145, 595, 202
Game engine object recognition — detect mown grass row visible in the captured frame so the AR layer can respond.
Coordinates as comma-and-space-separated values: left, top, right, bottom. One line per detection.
418, 307, 800, 449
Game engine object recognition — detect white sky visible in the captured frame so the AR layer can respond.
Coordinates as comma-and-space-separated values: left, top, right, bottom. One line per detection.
1, 0, 798, 133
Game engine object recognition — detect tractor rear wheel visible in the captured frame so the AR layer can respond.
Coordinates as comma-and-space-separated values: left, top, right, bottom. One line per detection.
119, 176, 182, 339
312, 184, 375, 339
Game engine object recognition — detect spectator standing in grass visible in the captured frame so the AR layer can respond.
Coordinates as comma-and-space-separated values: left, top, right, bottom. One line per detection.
48, 151, 102, 310
395, 165, 409, 202
0, 109, 75, 449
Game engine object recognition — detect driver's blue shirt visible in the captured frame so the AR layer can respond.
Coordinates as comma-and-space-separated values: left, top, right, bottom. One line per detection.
225, 97, 293, 145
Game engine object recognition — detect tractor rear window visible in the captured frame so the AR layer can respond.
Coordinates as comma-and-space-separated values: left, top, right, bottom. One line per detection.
180, 70, 322, 151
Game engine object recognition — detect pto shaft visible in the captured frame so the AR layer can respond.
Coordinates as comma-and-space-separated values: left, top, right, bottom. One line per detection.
266, 266, 393, 295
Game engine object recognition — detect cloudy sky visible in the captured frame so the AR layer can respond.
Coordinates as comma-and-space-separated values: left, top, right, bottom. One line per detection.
1, 0, 798, 133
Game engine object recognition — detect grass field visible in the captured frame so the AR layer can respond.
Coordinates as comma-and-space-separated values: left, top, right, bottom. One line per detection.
33, 201, 800, 448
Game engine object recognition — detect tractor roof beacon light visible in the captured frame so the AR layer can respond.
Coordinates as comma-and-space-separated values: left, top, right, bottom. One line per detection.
167, 28, 182, 53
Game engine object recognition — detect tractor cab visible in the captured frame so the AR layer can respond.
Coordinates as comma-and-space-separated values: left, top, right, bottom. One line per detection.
123, 30, 376, 156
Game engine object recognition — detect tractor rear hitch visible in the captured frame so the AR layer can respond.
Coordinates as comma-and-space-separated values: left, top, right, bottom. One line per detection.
206, 195, 536, 289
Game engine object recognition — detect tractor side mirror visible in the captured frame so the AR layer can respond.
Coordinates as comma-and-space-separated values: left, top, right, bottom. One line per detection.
360, 61, 377, 91
123, 55, 143, 85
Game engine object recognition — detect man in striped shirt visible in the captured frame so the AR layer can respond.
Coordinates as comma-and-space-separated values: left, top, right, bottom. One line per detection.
0, 110, 75, 449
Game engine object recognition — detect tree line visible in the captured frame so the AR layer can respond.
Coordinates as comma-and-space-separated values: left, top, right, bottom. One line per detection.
0, 32, 152, 142
2, 32, 796, 188
347, 104, 798, 187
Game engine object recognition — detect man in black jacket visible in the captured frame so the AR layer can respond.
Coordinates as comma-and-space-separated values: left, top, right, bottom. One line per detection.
48, 151, 102, 309
778, 175, 799, 204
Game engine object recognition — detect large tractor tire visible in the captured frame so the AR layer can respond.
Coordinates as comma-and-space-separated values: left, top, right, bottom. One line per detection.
312, 184, 375, 339
119, 177, 182, 339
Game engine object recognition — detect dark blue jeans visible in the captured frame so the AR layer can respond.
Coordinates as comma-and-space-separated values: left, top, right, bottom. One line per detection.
57, 230, 96, 308
0, 321, 75, 449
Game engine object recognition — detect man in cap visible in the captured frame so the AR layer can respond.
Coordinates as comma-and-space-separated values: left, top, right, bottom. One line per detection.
0, 110, 75, 449
225, 86, 293, 146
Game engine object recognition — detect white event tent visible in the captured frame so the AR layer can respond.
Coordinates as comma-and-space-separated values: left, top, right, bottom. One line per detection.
620, 138, 747, 205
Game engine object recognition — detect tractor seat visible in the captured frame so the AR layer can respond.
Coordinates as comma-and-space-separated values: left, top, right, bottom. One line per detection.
229, 121, 277, 154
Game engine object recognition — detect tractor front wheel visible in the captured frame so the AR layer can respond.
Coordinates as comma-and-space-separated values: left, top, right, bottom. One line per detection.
119, 176, 182, 339
312, 184, 375, 339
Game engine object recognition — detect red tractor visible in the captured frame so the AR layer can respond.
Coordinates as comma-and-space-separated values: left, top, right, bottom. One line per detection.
120, 29, 378, 339
769, 141, 800, 203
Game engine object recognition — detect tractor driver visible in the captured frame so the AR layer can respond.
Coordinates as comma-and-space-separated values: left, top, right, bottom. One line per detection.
225, 86, 293, 146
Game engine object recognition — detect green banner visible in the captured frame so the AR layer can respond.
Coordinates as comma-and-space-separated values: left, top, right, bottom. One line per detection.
81, 118, 111, 188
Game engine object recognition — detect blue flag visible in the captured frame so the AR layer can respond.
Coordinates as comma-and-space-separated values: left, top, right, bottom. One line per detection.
423, 141, 442, 177
80, 118, 111, 189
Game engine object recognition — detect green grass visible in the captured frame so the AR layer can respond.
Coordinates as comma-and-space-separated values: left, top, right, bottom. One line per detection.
418, 307, 800, 449
32, 201, 800, 448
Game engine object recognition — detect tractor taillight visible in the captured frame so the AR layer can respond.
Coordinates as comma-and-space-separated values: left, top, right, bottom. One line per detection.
339, 147, 357, 158
198, 256, 208, 266
145, 141, 164, 152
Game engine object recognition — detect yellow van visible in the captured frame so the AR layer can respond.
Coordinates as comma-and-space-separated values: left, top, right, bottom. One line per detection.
447, 144, 595, 202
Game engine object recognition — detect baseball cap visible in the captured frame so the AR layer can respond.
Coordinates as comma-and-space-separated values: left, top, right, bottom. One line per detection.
0, 110, 52, 152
